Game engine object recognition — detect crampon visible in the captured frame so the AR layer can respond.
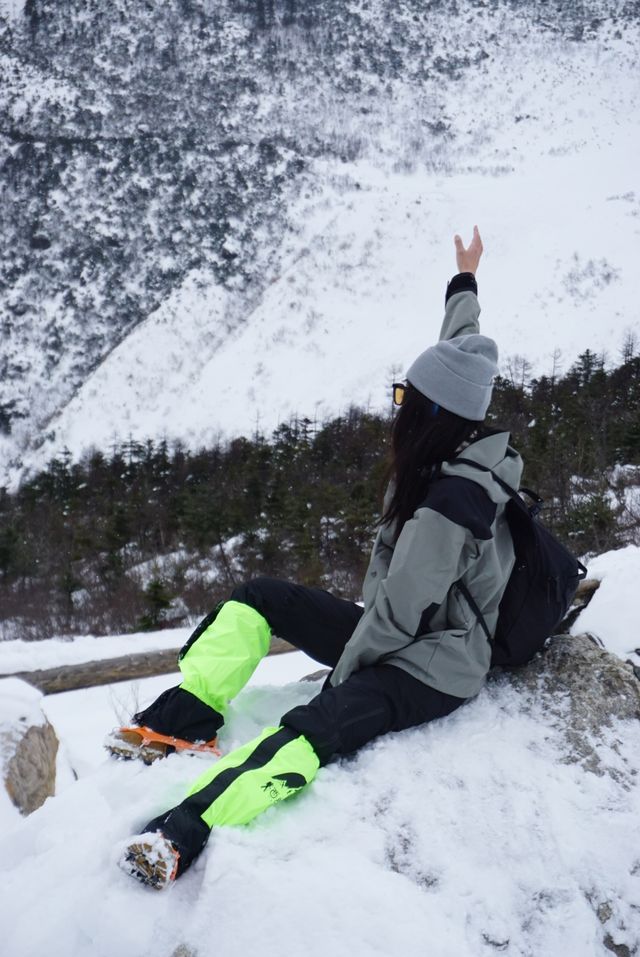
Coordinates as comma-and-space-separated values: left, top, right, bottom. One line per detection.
119, 832, 180, 890
104, 726, 221, 764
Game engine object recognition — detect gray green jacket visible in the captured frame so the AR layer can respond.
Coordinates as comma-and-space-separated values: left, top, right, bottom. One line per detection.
330, 287, 523, 699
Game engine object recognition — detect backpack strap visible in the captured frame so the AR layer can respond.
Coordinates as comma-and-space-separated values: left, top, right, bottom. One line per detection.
456, 578, 492, 641
454, 457, 587, 580
454, 457, 545, 516
450, 460, 588, 641
437, 459, 511, 642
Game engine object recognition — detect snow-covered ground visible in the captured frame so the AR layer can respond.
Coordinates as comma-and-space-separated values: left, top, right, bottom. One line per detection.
571, 545, 640, 664
0, 546, 638, 956
0, 628, 193, 674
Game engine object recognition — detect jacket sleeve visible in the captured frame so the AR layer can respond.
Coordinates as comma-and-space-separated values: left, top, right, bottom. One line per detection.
439, 274, 480, 342
361, 526, 394, 609
330, 506, 469, 686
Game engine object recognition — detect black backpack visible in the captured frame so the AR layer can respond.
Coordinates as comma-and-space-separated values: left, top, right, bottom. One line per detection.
452, 459, 588, 668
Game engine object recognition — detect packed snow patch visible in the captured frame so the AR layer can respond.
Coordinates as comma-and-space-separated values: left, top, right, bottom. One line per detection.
0, 556, 638, 955
0, 627, 193, 674
0, 677, 48, 782
0, 670, 638, 957
0, 676, 45, 728
571, 544, 640, 665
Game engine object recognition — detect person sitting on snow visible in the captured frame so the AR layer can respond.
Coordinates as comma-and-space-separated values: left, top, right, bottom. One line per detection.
109, 226, 522, 889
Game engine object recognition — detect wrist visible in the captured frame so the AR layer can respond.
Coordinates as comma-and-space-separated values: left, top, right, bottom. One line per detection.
445, 272, 478, 303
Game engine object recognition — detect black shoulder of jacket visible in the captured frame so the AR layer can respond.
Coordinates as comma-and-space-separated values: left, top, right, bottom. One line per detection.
418, 476, 496, 540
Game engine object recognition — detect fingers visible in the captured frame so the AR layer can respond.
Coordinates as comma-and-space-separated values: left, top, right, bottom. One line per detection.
454, 227, 483, 251
453, 226, 483, 275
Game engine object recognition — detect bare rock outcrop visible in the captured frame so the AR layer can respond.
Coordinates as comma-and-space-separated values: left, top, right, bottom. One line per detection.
1, 678, 59, 815
496, 633, 640, 778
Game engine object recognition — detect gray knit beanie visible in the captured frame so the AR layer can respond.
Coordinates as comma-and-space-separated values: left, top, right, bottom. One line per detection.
406, 334, 499, 421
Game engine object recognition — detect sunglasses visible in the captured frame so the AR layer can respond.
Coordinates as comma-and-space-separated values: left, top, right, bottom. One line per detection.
392, 382, 440, 415
392, 382, 407, 407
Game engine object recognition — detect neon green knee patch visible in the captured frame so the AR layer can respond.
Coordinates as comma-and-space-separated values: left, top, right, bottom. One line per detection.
179, 600, 271, 714
186, 727, 320, 829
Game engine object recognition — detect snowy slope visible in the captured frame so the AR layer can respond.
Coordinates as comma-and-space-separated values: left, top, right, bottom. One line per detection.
2, 5, 640, 486
0, 547, 639, 956
30, 141, 640, 465
2, 672, 638, 957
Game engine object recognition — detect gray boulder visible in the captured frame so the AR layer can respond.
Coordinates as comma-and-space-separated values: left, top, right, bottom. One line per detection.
1, 678, 59, 816
495, 632, 640, 778
4, 720, 59, 815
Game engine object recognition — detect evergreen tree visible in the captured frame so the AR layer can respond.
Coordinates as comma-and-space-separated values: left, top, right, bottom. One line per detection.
1, 350, 639, 640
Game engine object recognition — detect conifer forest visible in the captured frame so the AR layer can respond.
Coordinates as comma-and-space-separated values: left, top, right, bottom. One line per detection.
1, 347, 639, 641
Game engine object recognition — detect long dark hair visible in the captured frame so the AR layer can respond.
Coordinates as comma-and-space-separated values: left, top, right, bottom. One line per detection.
380, 382, 482, 536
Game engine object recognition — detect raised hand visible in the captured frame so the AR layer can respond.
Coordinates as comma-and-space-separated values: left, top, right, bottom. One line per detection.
454, 226, 483, 275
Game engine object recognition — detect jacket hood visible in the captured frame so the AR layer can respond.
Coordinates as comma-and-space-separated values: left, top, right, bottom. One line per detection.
440, 431, 523, 504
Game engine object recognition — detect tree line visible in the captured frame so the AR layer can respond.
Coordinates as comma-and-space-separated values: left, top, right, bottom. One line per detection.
1, 347, 639, 641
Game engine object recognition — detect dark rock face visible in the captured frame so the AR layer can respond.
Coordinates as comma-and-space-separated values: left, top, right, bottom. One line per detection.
3, 718, 59, 815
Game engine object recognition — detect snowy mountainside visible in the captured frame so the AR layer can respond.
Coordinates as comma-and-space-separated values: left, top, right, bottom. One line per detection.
1, 1, 639, 486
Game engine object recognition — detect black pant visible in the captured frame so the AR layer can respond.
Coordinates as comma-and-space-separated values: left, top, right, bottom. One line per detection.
137, 577, 465, 761
138, 577, 468, 873
230, 577, 364, 666
231, 577, 466, 765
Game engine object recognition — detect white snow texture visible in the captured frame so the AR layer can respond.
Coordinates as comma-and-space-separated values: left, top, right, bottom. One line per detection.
0, 547, 639, 957
3, 10, 640, 485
